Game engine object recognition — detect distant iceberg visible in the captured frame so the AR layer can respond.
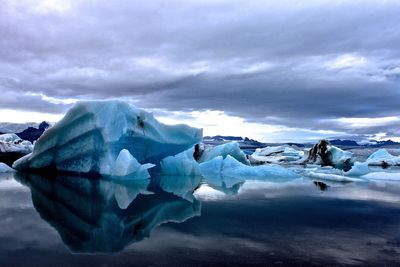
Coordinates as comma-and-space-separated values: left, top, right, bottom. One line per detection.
327, 145, 353, 168
200, 155, 299, 183
366, 149, 400, 166
199, 141, 249, 165
13, 100, 202, 176
0, 133, 33, 154
250, 145, 304, 164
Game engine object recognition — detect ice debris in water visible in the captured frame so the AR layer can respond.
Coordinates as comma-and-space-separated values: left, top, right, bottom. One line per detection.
200, 155, 299, 183
0, 133, 33, 154
110, 149, 155, 178
366, 149, 400, 166
304, 170, 363, 182
327, 145, 353, 167
13, 100, 202, 176
344, 161, 370, 177
160, 146, 201, 177
250, 145, 305, 164
199, 141, 249, 164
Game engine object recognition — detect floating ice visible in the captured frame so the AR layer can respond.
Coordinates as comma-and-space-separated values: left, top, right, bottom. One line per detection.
0, 133, 33, 154
251, 145, 304, 164
366, 149, 400, 166
13, 100, 202, 176
344, 161, 370, 176
160, 146, 201, 176
199, 156, 245, 192
110, 149, 154, 178
200, 155, 299, 183
0, 162, 14, 173
304, 171, 362, 182
199, 141, 249, 165
327, 145, 353, 167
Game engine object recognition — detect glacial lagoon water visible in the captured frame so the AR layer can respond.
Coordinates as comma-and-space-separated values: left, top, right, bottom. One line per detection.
1, 168, 400, 266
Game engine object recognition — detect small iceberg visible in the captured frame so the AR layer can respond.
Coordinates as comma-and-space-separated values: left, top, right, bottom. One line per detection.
199, 141, 249, 165
200, 155, 299, 183
160, 146, 201, 177
0, 133, 33, 154
366, 149, 400, 166
250, 145, 304, 164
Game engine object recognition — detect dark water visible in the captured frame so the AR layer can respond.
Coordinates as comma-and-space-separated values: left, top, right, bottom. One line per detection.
1, 170, 400, 266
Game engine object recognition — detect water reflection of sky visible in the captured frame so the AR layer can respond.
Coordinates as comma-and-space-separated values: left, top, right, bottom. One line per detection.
0, 170, 399, 266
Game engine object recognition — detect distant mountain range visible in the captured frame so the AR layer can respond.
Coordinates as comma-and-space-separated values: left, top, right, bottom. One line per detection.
203, 135, 264, 148
203, 135, 400, 149
0, 121, 51, 142
0, 122, 39, 133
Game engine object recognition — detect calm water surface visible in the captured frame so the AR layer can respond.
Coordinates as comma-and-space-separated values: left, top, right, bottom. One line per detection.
0, 169, 400, 266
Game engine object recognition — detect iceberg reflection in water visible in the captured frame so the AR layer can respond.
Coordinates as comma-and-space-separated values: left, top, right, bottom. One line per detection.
14, 172, 201, 253
2, 166, 400, 266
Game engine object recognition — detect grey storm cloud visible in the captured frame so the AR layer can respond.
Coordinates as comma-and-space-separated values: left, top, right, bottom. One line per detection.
0, 0, 400, 138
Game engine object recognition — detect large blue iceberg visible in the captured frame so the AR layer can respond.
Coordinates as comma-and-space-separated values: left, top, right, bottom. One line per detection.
13, 100, 202, 176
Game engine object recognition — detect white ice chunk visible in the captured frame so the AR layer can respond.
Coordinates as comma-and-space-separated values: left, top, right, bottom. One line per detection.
366, 149, 400, 166
222, 155, 299, 180
344, 161, 370, 176
327, 145, 353, 167
251, 145, 305, 164
110, 149, 155, 178
0, 134, 33, 154
305, 171, 362, 182
200, 155, 299, 183
13, 100, 202, 175
0, 134, 20, 143
199, 141, 249, 165
160, 147, 201, 176
0, 162, 14, 173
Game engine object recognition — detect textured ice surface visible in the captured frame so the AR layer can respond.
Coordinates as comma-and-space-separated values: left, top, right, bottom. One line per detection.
200, 155, 299, 182
160, 147, 201, 176
110, 149, 155, 178
13, 100, 202, 176
251, 145, 304, 163
344, 161, 370, 176
366, 149, 400, 166
0, 162, 14, 173
327, 145, 353, 167
0, 134, 33, 154
199, 142, 249, 164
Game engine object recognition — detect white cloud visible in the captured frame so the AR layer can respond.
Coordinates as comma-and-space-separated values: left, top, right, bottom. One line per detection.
332, 116, 400, 128
0, 109, 63, 123
325, 54, 367, 69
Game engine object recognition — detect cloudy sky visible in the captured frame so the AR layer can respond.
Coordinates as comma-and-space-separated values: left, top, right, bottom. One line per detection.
1, 0, 399, 142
